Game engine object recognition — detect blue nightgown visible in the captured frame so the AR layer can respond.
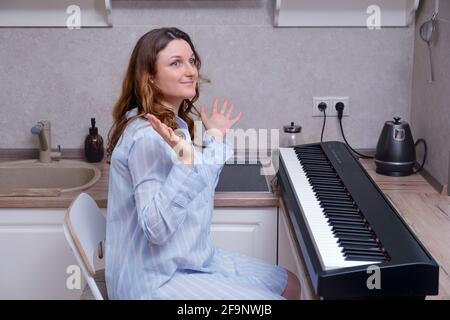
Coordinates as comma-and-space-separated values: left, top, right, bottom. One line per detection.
105, 108, 288, 300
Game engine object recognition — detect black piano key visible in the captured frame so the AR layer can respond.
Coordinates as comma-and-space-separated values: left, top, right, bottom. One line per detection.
300, 161, 331, 166
326, 211, 361, 216
295, 148, 322, 154
319, 198, 354, 204
314, 190, 351, 197
308, 179, 341, 185
319, 197, 354, 204
343, 250, 385, 259
305, 170, 331, 174
313, 185, 346, 191
300, 160, 330, 165
345, 255, 383, 262
320, 199, 355, 206
307, 174, 340, 180
338, 240, 379, 248
324, 207, 360, 214
343, 246, 383, 253
333, 230, 373, 238
322, 206, 358, 213
318, 193, 352, 199
329, 220, 367, 228
327, 215, 362, 222
301, 163, 333, 169
325, 215, 363, 223
309, 180, 342, 187
336, 234, 377, 242
305, 170, 337, 176
296, 154, 325, 159
302, 168, 335, 174
332, 225, 371, 233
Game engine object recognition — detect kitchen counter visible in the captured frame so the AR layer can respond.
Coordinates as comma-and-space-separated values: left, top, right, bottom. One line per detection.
0, 157, 278, 208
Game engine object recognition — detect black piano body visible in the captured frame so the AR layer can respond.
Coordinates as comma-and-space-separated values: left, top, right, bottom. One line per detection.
277, 141, 439, 299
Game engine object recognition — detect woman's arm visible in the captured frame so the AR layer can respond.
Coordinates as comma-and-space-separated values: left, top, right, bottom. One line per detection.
194, 97, 241, 190
128, 135, 206, 245
193, 132, 234, 191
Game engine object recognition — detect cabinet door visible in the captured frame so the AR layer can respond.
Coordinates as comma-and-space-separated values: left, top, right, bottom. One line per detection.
0, 209, 84, 299
277, 202, 316, 299
211, 207, 277, 264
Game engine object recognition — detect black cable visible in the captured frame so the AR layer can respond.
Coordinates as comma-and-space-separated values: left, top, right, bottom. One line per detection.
413, 138, 427, 174
335, 101, 373, 159
320, 108, 326, 143
338, 118, 374, 159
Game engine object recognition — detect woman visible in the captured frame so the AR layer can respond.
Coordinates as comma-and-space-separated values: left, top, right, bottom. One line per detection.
106, 27, 300, 300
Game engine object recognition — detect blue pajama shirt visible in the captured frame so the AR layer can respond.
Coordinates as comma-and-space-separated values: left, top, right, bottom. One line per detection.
105, 108, 288, 300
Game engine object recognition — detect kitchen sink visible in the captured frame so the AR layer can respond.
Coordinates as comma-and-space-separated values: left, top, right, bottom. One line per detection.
0, 159, 101, 196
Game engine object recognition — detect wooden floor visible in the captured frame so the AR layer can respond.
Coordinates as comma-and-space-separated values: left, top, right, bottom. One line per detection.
360, 159, 450, 300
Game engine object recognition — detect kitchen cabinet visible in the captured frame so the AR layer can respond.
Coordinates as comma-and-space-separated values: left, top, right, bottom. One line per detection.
211, 207, 278, 264
0, 208, 85, 299
275, 0, 419, 27
0, 206, 277, 299
0, 0, 112, 27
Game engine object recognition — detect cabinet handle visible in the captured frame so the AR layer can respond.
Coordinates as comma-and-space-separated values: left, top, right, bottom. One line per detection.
98, 241, 104, 259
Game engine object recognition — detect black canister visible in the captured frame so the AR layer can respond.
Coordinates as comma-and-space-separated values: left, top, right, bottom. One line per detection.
84, 118, 104, 162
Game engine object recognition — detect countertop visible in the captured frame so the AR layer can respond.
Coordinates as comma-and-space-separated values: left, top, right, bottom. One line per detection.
0, 157, 278, 208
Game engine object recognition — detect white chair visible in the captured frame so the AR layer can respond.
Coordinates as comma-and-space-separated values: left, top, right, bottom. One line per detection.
63, 192, 108, 300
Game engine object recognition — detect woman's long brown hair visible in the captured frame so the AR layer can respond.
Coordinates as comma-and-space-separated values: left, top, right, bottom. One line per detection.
106, 27, 208, 160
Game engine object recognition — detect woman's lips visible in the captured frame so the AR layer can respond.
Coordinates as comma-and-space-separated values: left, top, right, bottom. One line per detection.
181, 81, 195, 85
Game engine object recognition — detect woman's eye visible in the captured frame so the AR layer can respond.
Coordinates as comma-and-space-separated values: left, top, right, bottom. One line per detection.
170, 60, 179, 66
189, 58, 196, 65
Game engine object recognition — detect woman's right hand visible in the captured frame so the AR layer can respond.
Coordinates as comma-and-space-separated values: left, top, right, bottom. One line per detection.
145, 114, 194, 169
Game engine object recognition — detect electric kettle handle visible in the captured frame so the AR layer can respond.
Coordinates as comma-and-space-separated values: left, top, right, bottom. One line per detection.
413, 138, 427, 174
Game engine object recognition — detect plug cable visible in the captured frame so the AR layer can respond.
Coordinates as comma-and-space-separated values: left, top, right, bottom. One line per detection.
335, 102, 374, 159
318, 102, 327, 143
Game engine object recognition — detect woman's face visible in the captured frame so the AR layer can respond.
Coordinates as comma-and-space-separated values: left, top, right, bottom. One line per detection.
153, 39, 198, 107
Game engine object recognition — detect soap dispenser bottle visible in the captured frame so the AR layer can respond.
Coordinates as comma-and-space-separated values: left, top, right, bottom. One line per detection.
85, 118, 104, 162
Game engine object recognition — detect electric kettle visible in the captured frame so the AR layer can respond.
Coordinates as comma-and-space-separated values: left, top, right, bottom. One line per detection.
375, 117, 426, 176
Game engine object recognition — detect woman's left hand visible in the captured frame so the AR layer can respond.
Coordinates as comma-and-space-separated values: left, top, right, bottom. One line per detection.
199, 97, 242, 138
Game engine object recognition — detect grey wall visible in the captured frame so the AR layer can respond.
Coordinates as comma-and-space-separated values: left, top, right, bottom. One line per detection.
411, 0, 450, 187
0, 0, 414, 154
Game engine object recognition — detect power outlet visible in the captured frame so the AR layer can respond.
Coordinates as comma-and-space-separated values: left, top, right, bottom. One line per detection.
331, 97, 350, 117
312, 97, 332, 117
312, 96, 350, 117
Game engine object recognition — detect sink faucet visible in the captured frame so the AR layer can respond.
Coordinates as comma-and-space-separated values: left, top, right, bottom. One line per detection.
31, 120, 61, 163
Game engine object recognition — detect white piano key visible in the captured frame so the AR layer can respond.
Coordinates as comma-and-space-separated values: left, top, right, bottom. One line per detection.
280, 147, 376, 270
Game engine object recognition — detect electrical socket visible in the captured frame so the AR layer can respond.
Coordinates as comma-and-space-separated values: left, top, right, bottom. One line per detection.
312, 96, 350, 117
332, 97, 350, 117
312, 97, 332, 117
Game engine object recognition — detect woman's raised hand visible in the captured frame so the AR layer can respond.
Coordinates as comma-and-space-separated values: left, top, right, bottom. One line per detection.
145, 114, 181, 148
145, 114, 193, 169
199, 97, 242, 138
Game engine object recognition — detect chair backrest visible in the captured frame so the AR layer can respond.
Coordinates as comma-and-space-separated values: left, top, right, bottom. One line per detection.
63, 192, 106, 300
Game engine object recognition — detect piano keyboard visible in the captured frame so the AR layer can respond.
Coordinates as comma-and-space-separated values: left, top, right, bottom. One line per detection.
279, 145, 389, 270
277, 141, 439, 298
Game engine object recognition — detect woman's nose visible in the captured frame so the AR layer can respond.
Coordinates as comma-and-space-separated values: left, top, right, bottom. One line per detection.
184, 62, 197, 76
